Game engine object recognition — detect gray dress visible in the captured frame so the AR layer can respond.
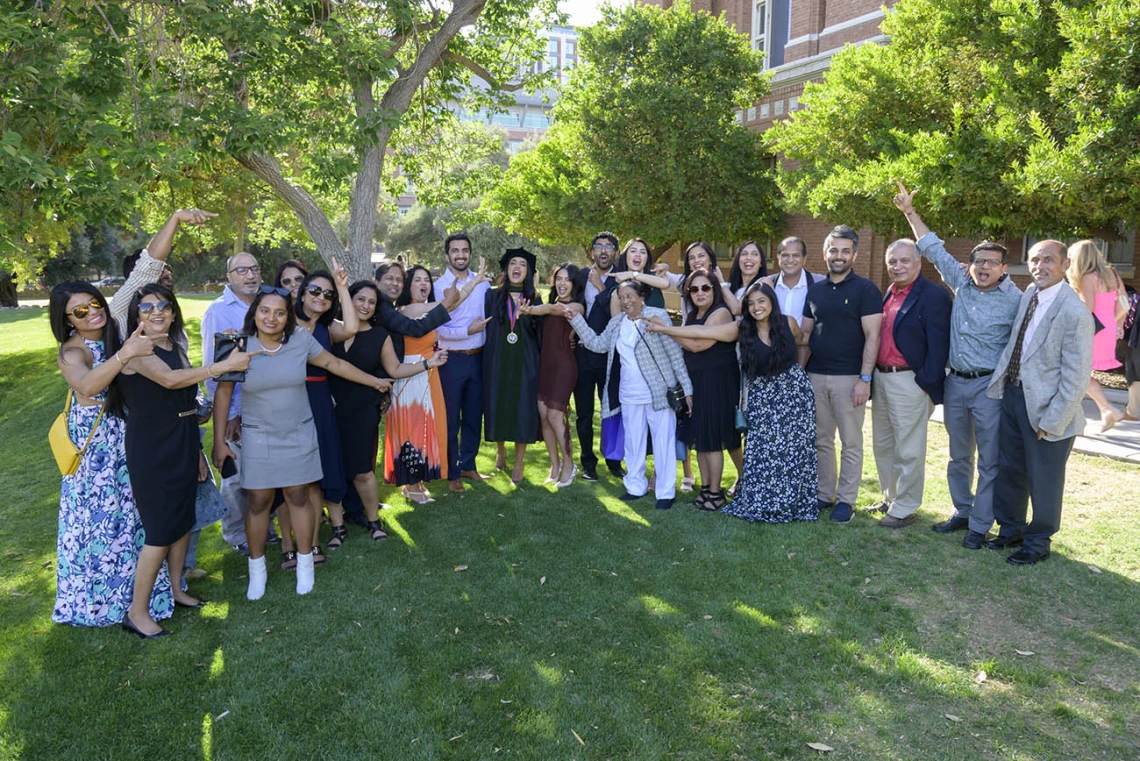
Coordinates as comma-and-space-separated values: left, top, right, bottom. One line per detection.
239, 327, 325, 490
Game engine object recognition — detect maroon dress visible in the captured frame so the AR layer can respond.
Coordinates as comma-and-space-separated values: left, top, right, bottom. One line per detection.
536, 310, 577, 412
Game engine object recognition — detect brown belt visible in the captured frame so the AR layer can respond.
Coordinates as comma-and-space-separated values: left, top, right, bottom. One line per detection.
874, 364, 911, 373
451, 348, 483, 355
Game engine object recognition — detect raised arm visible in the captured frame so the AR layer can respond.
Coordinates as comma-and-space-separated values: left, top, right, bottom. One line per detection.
567, 311, 614, 354
378, 336, 449, 379
644, 315, 741, 344
312, 348, 394, 391
327, 257, 360, 343
895, 183, 967, 291
126, 348, 251, 390
58, 323, 154, 398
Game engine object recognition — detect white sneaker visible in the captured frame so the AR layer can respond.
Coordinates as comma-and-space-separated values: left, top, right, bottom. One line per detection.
296, 552, 315, 595
247, 556, 267, 601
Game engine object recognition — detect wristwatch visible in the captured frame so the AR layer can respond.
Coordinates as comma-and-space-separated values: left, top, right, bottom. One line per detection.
859, 374, 873, 383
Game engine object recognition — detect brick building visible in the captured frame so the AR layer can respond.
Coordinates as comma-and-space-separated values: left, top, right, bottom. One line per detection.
639, 0, 1138, 294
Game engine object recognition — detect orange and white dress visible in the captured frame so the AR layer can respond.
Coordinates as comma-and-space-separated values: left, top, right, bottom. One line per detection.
384, 332, 448, 485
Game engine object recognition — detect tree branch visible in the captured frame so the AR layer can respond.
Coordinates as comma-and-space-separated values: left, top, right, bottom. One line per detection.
441, 52, 524, 92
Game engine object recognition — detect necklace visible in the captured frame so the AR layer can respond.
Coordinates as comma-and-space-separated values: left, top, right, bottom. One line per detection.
259, 337, 284, 355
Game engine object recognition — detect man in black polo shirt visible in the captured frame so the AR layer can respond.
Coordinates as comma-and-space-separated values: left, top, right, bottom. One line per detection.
800, 225, 884, 523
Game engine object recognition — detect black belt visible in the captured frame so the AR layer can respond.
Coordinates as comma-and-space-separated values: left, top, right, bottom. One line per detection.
874, 364, 911, 373
949, 368, 994, 379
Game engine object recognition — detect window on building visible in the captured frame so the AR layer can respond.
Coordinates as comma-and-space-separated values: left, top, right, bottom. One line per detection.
492, 110, 520, 127
547, 39, 560, 79
523, 111, 550, 129
753, 0, 790, 69
565, 40, 578, 78
508, 139, 524, 153
397, 205, 411, 217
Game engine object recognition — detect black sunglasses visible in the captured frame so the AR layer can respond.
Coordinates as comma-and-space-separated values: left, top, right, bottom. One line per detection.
688, 283, 713, 294
138, 301, 173, 314
305, 285, 336, 300
260, 285, 291, 297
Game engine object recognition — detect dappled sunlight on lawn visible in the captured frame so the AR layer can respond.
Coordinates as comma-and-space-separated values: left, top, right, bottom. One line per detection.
598, 495, 652, 526
380, 503, 418, 550
639, 594, 681, 617
731, 602, 779, 628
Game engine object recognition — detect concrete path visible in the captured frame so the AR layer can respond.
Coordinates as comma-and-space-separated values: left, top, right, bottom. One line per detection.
930, 388, 1140, 464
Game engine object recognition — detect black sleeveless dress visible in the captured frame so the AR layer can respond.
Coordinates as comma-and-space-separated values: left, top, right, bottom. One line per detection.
330, 325, 392, 477
683, 303, 742, 453
120, 345, 198, 546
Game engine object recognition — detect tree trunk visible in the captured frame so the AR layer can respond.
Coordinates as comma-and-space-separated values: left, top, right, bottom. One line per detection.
0, 272, 18, 308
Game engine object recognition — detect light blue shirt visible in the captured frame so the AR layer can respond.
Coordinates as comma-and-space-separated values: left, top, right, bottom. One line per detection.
916, 232, 1022, 372
433, 268, 489, 350
201, 286, 253, 419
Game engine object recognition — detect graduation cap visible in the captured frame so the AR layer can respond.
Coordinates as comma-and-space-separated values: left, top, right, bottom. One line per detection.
498, 247, 537, 271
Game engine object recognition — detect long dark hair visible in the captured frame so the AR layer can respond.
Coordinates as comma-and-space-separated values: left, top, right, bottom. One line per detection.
397, 265, 437, 307
492, 257, 540, 320
548, 262, 583, 304
348, 280, 383, 327
274, 259, 308, 288
739, 282, 794, 379
295, 270, 338, 326
682, 241, 718, 281
49, 281, 126, 417
616, 238, 654, 274
126, 284, 187, 360
728, 240, 768, 293
683, 269, 726, 325
242, 290, 298, 343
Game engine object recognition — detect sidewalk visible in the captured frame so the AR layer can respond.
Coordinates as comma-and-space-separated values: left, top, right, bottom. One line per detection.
930, 388, 1140, 464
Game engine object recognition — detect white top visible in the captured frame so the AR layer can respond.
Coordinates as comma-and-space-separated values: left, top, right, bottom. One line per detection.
773, 270, 817, 327
1022, 280, 1064, 349
432, 267, 489, 350
616, 318, 652, 403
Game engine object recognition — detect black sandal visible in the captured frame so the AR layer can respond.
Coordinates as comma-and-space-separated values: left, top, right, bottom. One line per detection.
313, 544, 326, 566
280, 549, 297, 571
327, 524, 347, 551
701, 491, 727, 512
367, 520, 388, 541
691, 486, 711, 508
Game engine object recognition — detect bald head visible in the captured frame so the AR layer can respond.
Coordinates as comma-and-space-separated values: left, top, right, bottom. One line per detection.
885, 238, 921, 288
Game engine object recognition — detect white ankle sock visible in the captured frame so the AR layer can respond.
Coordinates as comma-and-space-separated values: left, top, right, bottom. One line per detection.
296, 552, 314, 595
247, 556, 267, 601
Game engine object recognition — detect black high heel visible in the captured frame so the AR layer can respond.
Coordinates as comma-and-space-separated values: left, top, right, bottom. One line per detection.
174, 598, 206, 609
122, 615, 170, 639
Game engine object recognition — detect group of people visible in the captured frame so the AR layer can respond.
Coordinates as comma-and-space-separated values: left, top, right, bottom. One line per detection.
48, 189, 1134, 635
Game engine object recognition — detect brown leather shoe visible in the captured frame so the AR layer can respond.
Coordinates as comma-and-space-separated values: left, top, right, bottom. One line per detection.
879, 514, 916, 529
460, 470, 490, 481
447, 479, 465, 494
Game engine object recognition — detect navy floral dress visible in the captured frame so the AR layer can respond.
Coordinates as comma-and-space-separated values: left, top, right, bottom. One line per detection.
53, 339, 173, 626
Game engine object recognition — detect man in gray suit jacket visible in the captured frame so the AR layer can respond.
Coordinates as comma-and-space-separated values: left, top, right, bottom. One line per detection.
985, 240, 1093, 565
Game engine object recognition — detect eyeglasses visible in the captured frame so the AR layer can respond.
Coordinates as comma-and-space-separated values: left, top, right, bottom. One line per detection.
68, 300, 104, 319
688, 283, 713, 294
138, 301, 173, 314
592, 243, 616, 252
306, 285, 335, 300
229, 265, 261, 276
260, 285, 291, 297
971, 258, 1003, 268
280, 276, 304, 287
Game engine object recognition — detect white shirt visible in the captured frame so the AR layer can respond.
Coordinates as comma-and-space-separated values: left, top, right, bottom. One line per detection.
432, 268, 489, 350
1022, 279, 1065, 350
584, 266, 614, 314
616, 318, 651, 403
773, 270, 817, 327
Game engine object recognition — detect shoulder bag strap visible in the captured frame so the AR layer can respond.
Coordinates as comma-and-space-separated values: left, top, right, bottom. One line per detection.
66, 388, 106, 457
633, 319, 671, 386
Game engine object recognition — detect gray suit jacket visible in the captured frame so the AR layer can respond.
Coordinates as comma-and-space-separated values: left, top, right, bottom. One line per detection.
986, 282, 1093, 440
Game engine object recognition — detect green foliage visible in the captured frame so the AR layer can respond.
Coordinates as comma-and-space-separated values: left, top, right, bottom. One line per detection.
766, 0, 1140, 239
486, 0, 783, 249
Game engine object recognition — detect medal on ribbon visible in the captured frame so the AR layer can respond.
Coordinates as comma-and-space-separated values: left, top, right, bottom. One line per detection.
506, 294, 520, 344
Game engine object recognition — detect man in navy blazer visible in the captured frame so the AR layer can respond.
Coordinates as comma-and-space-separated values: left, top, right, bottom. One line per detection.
870, 239, 952, 528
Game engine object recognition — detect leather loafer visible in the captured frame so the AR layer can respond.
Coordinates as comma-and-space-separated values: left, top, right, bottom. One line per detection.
619, 492, 645, 502
655, 498, 674, 510
1007, 548, 1050, 565
962, 530, 987, 550
932, 515, 969, 533
879, 514, 916, 529
460, 470, 489, 481
983, 534, 1023, 550
447, 479, 465, 494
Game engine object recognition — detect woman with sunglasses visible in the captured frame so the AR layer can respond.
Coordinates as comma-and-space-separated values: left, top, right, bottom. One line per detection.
275, 259, 308, 301
726, 241, 768, 316
672, 271, 742, 511
647, 282, 817, 523
562, 280, 693, 510
48, 283, 170, 628
211, 290, 400, 600
274, 261, 357, 569
329, 281, 450, 543
117, 285, 251, 636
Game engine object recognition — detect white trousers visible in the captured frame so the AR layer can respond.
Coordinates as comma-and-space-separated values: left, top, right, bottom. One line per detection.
622, 402, 677, 500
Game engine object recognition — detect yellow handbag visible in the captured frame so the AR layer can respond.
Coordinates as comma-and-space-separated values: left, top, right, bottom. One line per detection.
48, 390, 105, 476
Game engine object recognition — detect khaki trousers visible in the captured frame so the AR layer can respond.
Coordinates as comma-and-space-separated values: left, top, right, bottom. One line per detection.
871, 370, 934, 518
809, 373, 866, 505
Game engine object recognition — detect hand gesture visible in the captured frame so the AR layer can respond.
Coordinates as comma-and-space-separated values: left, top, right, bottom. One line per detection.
643, 316, 669, 333
653, 262, 671, 277
588, 267, 604, 292
331, 256, 349, 289
174, 208, 218, 226
442, 283, 461, 311
558, 303, 577, 321
467, 316, 490, 335
375, 378, 392, 392
427, 349, 449, 368
893, 182, 917, 215
121, 322, 155, 360
473, 257, 489, 286
220, 349, 254, 373
518, 297, 532, 315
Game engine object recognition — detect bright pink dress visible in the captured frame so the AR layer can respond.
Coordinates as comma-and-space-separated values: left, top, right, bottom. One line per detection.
1091, 289, 1122, 370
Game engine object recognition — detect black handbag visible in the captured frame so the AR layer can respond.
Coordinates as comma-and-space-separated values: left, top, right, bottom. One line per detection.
212, 333, 248, 382
398, 440, 427, 483
635, 322, 686, 415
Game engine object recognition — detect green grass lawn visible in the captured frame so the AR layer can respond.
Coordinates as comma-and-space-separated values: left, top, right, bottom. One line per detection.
1, 297, 1138, 760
